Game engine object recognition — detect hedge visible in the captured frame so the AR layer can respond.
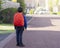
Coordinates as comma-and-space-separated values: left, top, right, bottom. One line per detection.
0, 8, 17, 24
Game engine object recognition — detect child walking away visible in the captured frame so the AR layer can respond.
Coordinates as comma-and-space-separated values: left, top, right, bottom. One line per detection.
13, 7, 27, 47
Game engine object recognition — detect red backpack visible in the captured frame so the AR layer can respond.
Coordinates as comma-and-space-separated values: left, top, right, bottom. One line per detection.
13, 12, 24, 26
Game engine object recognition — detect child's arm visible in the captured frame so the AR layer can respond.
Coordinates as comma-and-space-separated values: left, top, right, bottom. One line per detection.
24, 15, 27, 29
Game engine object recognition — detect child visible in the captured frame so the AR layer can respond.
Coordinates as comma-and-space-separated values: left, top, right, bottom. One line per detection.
13, 7, 27, 47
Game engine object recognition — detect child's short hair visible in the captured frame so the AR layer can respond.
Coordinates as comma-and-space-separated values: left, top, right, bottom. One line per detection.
18, 7, 23, 12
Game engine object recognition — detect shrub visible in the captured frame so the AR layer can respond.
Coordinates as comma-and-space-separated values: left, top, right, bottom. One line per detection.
0, 8, 17, 24
29, 9, 34, 14
57, 12, 60, 15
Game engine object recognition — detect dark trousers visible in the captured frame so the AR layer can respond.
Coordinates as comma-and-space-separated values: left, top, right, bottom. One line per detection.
15, 26, 24, 45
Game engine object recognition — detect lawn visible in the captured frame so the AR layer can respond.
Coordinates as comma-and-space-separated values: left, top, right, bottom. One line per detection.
0, 24, 15, 34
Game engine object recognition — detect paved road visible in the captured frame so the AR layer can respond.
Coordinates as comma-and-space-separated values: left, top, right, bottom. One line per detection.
3, 15, 60, 48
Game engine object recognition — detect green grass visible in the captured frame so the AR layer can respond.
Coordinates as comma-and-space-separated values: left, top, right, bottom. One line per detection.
0, 24, 13, 26
0, 24, 15, 34
50, 12, 60, 15
0, 30, 15, 34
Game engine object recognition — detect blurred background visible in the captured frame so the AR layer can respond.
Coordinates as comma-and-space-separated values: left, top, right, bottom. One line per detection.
0, 0, 60, 42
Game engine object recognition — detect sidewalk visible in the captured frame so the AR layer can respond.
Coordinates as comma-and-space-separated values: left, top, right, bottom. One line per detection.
1, 15, 60, 48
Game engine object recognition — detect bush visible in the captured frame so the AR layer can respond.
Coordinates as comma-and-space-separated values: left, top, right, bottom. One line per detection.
57, 12, 60, 15
0, 8, 17, 24
29, 9, 34, 14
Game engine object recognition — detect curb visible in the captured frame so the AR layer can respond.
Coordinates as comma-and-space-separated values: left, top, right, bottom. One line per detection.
0, 33, 15, 48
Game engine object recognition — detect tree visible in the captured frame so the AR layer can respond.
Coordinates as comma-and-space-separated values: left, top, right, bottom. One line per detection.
0, 8, 17, 24
48, 0, 53, 12
17, 0, 26, 13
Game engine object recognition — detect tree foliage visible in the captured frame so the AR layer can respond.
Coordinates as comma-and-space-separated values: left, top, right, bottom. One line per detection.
17, 0, 26, 13
0, 8, 17, 24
